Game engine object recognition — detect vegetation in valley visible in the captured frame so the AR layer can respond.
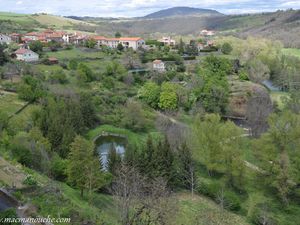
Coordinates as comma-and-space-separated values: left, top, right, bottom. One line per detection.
1, 19, 300, 225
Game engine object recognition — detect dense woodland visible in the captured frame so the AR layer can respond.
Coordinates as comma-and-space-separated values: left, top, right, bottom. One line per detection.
0, 21, 300, 225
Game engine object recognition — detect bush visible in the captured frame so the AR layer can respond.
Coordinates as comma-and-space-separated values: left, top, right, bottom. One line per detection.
221, 42, 233, 55
239, 69, 249, 81
0, 209, 20, 225
197, 179, 222, 198
51, 155, 68, 181
11, 144, 33, 167
224, 191, 241, 211
23, 175, 38, 186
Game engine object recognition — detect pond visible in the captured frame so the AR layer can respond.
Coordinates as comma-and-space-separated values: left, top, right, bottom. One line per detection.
262, 80, 281, 91
95, 135, 127, 170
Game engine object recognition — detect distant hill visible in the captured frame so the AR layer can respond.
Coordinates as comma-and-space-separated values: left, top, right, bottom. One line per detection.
143, 7, 222, 19
0, 12, 96, 33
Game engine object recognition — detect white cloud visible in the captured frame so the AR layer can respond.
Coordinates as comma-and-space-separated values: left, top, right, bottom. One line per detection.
0, 0, 299, 17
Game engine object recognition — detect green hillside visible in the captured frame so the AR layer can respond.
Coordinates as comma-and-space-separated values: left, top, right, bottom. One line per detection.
0, 12, 95, 33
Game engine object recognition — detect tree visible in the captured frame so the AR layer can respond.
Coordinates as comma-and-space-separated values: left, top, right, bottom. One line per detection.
153, 136, 177, 187
186, 40, 198, 56
122, 100, 148, 132
77, 63, 94, 82
0, 44, 9, 66
158, 82, 178, 111
107, 144, 122, 174
254, 111, 300, 204
178, 142, 196, 196
246, 87, 273, 137
221, 42, 233, 55
29, 41, 43, 53
138, 81, 161, 109
159, 91, 178, 111
246, 59, 270, 83
85, 39, 96, 48
18, 75, 45, 102
117, 43, 124, 51
0, 110, 9, 134
36, 94, 96, 157
48, 69, 68, 84
104, 61, 127, 80
178, 38, 185, 55
191, 114, 245, 189
197, 56, 232, 113
112, 163, 176, 225
285, 89, 300, 114
68, 136, 104, 197
10, 127, 51, 174
115, 32, 122, 38
68, 59, 78, 70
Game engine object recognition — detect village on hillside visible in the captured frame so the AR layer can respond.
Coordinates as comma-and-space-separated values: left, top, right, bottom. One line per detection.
0, 29, 217, 67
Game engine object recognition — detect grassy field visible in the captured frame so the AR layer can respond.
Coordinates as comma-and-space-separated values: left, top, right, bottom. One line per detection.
0, 12, 96, 33
0, 91, 26, 116
176, 192, 249, 225
46, 48, 106, 61
282, 48, 300, 58
87, 125, 148, 146
31, 14, 82, 28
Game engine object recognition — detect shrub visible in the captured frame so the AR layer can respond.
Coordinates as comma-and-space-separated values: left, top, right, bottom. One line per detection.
0, 209, 20, 225
197, 179, 222, 198
23, 175, 38, 186
221, 42, 233, 55
11, 144, 32, 167
224, 191, 241, 211
51, 154, 68, 181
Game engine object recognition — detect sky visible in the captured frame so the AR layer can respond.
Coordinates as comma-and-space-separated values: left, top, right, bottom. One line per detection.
1, 0, 300, 17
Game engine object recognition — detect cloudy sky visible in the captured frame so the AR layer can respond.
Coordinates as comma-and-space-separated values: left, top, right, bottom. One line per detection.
1, 0, 300, 17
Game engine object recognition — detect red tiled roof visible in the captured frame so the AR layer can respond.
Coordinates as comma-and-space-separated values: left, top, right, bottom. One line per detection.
15, 48, 32, 54
92, 36, 106, 41
153, 59, 163, 64
105, 38, 120, 41
25, 32, 39, 36
119, 37, 142, 41
48, 57, 58, 61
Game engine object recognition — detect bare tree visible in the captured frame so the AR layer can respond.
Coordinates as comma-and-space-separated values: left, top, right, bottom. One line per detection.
155, 114, 188, 150
246, 87, 273, 137
111, 163, 177, 225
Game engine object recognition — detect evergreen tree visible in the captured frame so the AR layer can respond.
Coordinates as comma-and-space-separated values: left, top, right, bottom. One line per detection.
178, 38, 185, 55
177, 142, 196, 194
68, 136, 104, 197
107, 144, 122, 175
0, 44, 9, 66
154, 136, 176, 187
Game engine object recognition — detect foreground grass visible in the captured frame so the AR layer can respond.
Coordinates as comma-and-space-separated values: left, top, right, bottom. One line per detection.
0, 91, 26, 116
176, 192, 249, 225
282, 48, 300, 58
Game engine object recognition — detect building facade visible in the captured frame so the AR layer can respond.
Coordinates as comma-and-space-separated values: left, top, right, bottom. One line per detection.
15, 49, 39, 62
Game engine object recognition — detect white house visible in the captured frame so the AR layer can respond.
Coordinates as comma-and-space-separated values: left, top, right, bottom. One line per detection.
118, 37, 145, 50
200, 29, 215, 36
153, 59, 165, 72
93, 37, 145, 50
0, 34, 12, 45
15, 49, 39, 62
158, 37, 176, 46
